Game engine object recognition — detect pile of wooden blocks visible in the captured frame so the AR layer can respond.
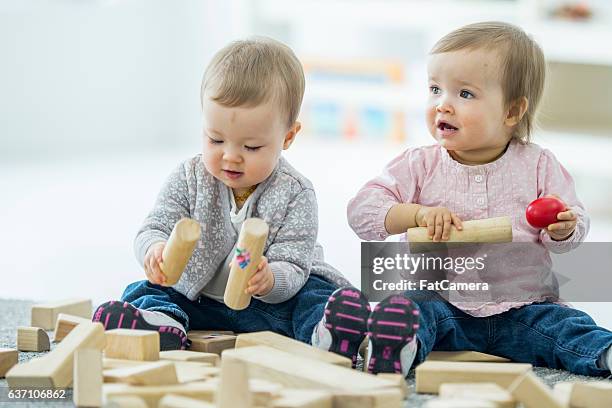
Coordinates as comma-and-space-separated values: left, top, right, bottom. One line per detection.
2, 298, 611, 408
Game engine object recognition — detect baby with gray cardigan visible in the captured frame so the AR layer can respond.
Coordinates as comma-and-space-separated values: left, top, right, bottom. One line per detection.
92, 37, 418, 370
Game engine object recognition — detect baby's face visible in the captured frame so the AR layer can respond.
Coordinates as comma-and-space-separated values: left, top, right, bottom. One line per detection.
426, 48, 512, 163
201, 96, 293, 192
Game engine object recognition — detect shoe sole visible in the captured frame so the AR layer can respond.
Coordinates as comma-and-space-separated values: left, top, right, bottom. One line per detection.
367, 294, 420, 375
92, 300, 187, 350
324, 287, 371, 368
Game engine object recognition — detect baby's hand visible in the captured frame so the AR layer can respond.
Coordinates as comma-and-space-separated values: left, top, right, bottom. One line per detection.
245, 256, 274, 296
415, 206, 463, 242
144, 242, 167, 285
544, 196, 576, 241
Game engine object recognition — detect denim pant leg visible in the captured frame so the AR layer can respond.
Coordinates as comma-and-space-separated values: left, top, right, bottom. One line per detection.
407, 291, 490, 365
290, 275, 339, 343
121, 280, 191, 329
490, 303, 612, 376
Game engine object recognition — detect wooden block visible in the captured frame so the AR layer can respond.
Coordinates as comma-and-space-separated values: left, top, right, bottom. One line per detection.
406, 216, 512, 244
160, 350, 219, 366
187, 331, 236, 355
104, 396, 148, 408
570, 381, 612, 408
103, 358, 150, 369
332, 388, 403, 408
54, 313, 91, 342
426, 351, 510, 363
103, 358, 217, 383
508, 372, 564, 408
438, 382, 515, 408
105, 329, 159, 361
236, 331, 351, 368
160, 218, 201, 286
17, 326, 50, 352
31, 298, 92, 330
0, 348, 18, 378
415, 361, 532, 394
272, 389, 332, 408
224, 218, 269, 310
74, 349, 102, 407
217, 357, 252, 408
103, 381, 216, 407
425, 397, 498, 408
159, 394, 216, 408
552, 382, 573, 407
206, 377, 283, 406
222, 346, 395, 392
104, 361, 178, 386
376, 373, 409, 399
6, 321, 105, 389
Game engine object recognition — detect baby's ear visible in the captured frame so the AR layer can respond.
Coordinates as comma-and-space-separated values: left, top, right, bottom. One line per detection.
283, 122, 301, 150
504, 97, 529, 127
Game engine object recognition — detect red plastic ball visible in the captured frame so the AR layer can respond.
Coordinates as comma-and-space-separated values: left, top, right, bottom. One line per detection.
525, 197, 566, 229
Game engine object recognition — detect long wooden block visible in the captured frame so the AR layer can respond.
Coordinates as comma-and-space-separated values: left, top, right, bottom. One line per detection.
222, 346, 395, 392
236, 331, 351, 368
0, 348, 18, 378
426, 351, 510, 363
105, 329, 159, 361
508, 372, 564, 408
103, 358, 217, 383
425, 398, 498, 407
206, 377, 283, 406
569, 381, 612, 408
74, 349, 102, 408
406, 216, 512, 243
159, 394, 216, 408
160, 350, 219, 366
376, 373, 409, 399
415, 361, 532, 394
54, 313, 91, 342
217, 357, 252, 408
438, 383, 515, 408
187, 331, 236, 355
31, 298, 92, 330
103, 382, 217, 407
104, 361, 178, 386
332, 388, 403, 408
160, 218, 201, 286
273, 389, 332, 408
17, 326, 50, 352
6, 321, 105, 389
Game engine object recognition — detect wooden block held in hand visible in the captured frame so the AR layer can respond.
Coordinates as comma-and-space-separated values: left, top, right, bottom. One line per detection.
6, 321, 105, 389
105, 329, 159, 361
438, 382, 515, 408
54, 313, 91, 343
160, 350, 219, 366
160, 218, 201, 286
17, 326, 50, 352
236, 331, 351, 368
570, 381, 612, 408
187, 331, 236, 355
415, 361, 532, 394
31, 298, 92, 330
73, 349, 102, 407
104, 361, 178, 386
426, 351, 510, 363
0, 348, 18, 378
508, 372, 564, 408
406, 216, 512, 244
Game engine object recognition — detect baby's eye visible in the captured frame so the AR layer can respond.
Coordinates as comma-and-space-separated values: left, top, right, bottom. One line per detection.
430, 86, 441, 95
245, 145, 262, 152
208, 137, 223, 144
460, 90, 474, 99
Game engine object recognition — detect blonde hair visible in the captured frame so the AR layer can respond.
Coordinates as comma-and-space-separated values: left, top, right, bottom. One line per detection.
201, 37, 305, 129
430, 21, 545, 143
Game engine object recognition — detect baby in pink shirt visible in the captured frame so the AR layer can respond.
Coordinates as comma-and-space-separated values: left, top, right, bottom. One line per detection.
347, 22, 612, 377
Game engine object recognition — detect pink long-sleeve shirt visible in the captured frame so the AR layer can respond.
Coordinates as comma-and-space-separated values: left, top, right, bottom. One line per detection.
347, 140, 589, 316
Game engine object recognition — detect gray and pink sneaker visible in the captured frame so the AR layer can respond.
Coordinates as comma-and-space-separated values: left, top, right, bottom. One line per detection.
366, 294, 420, 377
311, 287, 371, 368
92, 300, 187, 350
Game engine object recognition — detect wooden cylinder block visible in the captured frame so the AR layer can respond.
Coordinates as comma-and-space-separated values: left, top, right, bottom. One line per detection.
406, 216, 512, 243
161, 218, 201, 286
223, 218, 269, 310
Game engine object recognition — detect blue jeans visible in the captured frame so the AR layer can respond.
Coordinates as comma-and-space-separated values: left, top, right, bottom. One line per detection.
120, 275, 338, 344
409, 291, 612, 376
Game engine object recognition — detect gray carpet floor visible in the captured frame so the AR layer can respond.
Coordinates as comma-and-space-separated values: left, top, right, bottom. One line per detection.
0, 298, 608, 407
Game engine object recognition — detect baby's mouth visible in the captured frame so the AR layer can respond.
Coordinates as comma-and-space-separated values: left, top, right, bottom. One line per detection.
223, 169, 244, 179
438, 121, 458, 131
